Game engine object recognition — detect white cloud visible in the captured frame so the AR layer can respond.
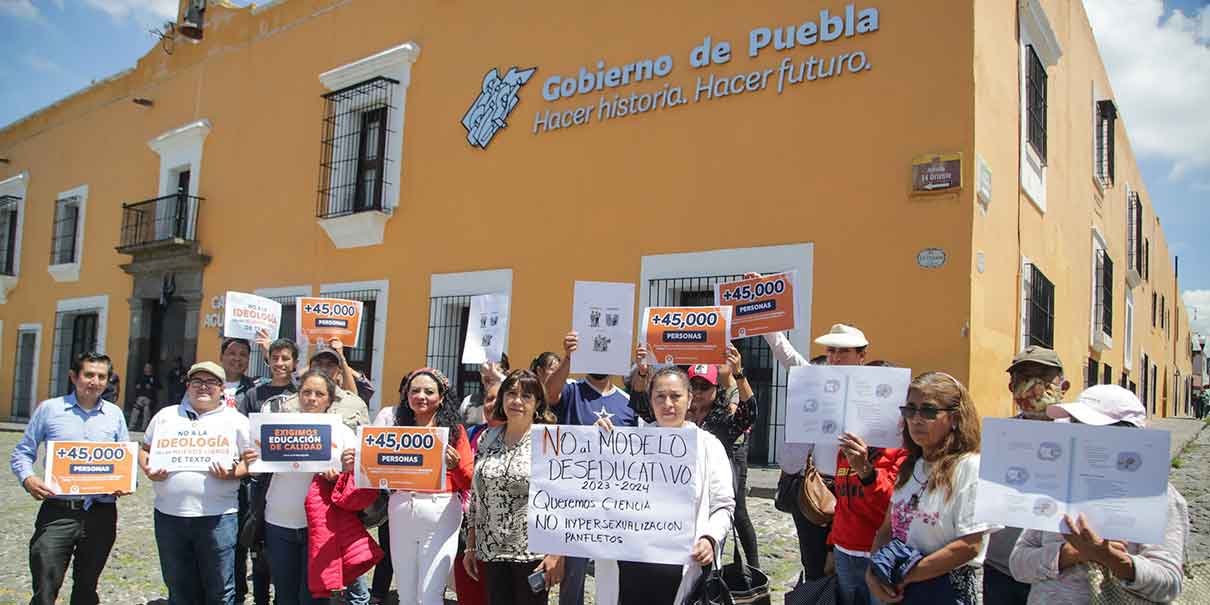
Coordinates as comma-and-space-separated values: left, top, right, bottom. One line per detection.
83, 0, 177, 24
0, 0, 42, 20
23, 53, 65, 76
1084, 1, 1210, 181
1183, 290, 1210, 344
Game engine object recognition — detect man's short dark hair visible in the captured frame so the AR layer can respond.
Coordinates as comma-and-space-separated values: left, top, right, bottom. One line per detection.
268, 338, 299, 362
71, 352, 112, 376
221, 337, 252, 356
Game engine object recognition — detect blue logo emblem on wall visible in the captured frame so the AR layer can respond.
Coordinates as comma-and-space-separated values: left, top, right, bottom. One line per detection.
462, 66, 537, 149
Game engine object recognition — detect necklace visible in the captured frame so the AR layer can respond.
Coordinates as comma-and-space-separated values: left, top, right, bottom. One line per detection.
909, 461, 928, 510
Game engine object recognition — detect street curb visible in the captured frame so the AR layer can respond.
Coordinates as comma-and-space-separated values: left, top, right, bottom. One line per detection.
1172, 421, 1207, 462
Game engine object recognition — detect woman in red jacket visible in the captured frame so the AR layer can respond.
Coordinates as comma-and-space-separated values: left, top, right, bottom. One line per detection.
831, 431, 907, 605
373, 368, 473, 605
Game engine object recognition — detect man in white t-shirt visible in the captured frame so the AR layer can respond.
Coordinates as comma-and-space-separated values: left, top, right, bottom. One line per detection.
140, 361, 252, 605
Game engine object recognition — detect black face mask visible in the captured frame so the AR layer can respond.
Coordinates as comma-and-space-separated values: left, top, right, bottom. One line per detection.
588, 373, 609, 381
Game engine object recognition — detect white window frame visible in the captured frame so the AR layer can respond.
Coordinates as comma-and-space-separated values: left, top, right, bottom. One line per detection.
1124, 291, 1134, 370
56, 295, 109, 353
0, 171, 29, 304
319, 279, 390, 413
147, 120, 210, 241
317, 42, 420, 249
48, 184, 88, 282
1019, 0, 1062, 212
1019, 255, 1032, 350
1090, 227, 1112, 352
14, 323, 42, 416
427, 269, 514, 386
639, 243, 814, 465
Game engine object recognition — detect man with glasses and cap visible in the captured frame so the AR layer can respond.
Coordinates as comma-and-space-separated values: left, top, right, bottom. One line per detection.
983, 345, 1071, 605
11, 352, 132, 605
140, 361, 253, 605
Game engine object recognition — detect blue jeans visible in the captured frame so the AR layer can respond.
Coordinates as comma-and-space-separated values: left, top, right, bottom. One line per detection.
265, 524, 312, 605
154, 510, 238, 605
345, 574, 369, 605
559, 557, 587, 605
834, 550, 875, 605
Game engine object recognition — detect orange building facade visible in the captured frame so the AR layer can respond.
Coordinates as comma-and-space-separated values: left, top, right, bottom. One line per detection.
0, 0, 1195, 464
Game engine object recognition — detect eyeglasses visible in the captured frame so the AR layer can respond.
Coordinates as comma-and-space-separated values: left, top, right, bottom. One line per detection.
899, 405, 958, 420
188, 378, 223, 389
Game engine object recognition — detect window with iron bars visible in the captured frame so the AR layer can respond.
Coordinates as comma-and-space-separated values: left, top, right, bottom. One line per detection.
320, 289, 378, 380
1094, 249, 1113, 338
1025, 263, 1055, 349
1095, 100, 1117, 187
50, 196, 81, 265
248, 295, 300, 381
49, 311, 98, 398
317, 77, 398, 219
0, 195, 19, 276
1102, 363, 1113, 386
1086, 357, 1099, 389
1127, 192, 1142, 277
425, 294, 485, 403
12, 330, 37, 418
647, 274, 784, 466
1026, 45, 1048, 163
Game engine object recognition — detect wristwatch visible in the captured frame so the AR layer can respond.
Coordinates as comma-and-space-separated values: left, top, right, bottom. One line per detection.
733, 371, 746, 380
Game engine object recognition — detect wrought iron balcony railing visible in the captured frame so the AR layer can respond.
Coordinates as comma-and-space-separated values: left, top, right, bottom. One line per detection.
117, 193, 202, 252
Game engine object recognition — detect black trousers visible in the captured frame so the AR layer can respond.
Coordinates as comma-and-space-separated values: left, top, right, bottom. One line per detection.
789, 504, 832, 579
617, 560, 682, 605
28, 500, 117, 605
482, 561, 547, 605
731, 441, 760, 568
370, 522, 393, 598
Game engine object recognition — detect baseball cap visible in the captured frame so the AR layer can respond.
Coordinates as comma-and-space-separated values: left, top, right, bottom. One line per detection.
309, 349, 342, 366
688, 364, 719, 386
1007, 345, 1063, 373
814, 324, 868, 348
1047, 384, 1146, 428
187, 361, 227, 383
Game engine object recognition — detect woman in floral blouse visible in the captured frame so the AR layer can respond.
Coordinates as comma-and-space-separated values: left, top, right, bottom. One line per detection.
463, 369, 564, 604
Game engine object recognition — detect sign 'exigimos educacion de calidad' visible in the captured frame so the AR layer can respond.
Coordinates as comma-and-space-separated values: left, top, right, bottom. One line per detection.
531, 4, 881, 135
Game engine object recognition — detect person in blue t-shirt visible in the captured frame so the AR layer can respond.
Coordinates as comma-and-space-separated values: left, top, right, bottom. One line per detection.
541, 330, 639, 605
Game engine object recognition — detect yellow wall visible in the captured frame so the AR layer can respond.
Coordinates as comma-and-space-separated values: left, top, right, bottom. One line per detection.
0, 0, 1194, 427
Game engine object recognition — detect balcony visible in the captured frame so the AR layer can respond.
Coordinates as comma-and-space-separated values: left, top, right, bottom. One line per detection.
116, 194, 202, 254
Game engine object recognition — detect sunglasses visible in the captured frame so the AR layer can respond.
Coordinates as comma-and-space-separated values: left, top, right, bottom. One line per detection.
689, 381, 716, 393
899, 405, 957, 420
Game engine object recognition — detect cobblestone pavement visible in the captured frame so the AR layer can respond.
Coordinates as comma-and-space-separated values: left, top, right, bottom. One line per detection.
1, 422, 1204, 604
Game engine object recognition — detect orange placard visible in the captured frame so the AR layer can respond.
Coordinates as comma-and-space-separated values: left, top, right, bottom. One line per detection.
641, 306, 733, 365
44, 441, 138, 496
296, 297, 363, 348
714, 271, 799, 339
354, 426, 448, 491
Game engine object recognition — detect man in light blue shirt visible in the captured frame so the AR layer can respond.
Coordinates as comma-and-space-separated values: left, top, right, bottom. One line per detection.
10, 351, 131, 605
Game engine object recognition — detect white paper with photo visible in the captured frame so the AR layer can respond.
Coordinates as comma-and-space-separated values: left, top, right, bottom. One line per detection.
528, 424, 698, 565
569, 281, 634, 376
223, 291, 282, 340
462, 293, 510, 364
975, 418, 1170, 544
784, 365, 909, 448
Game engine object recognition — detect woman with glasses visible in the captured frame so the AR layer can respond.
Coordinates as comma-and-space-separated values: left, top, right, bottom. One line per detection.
864, 372, 993, 605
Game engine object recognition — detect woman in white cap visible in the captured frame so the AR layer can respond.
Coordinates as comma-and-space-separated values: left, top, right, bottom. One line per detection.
1009, 385, 1188, 604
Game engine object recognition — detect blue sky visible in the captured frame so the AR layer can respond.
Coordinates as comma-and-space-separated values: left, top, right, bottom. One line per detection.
2, 0, 1209, 339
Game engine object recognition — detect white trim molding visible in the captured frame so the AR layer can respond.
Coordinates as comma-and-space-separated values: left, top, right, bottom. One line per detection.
56, 295, 110, 354
253, 285, 314, 300
0, 171, 30, 304
47, 184, 88, 283
148, 120, 210, 240
317, 42, 421, 245
429, 269, 514, 299
1019, 0, 1061, 213
317, 211, 391, 249
319, 279, 390, 413
15, 323, 42, 416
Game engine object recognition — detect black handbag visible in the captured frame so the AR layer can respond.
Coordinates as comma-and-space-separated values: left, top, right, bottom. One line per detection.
684, 564, 735, 605
774, 470, 804, 514
721, 531, 771, 605
783, 573, 837, 605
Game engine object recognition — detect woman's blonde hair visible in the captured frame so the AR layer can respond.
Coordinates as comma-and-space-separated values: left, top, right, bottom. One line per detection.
895, 372, 981, 501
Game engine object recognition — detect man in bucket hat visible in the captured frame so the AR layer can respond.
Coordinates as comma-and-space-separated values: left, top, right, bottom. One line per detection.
983, 345, 1071, 604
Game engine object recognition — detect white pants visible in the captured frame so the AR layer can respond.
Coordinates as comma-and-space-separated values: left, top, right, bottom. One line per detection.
388, 491, 462, 605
